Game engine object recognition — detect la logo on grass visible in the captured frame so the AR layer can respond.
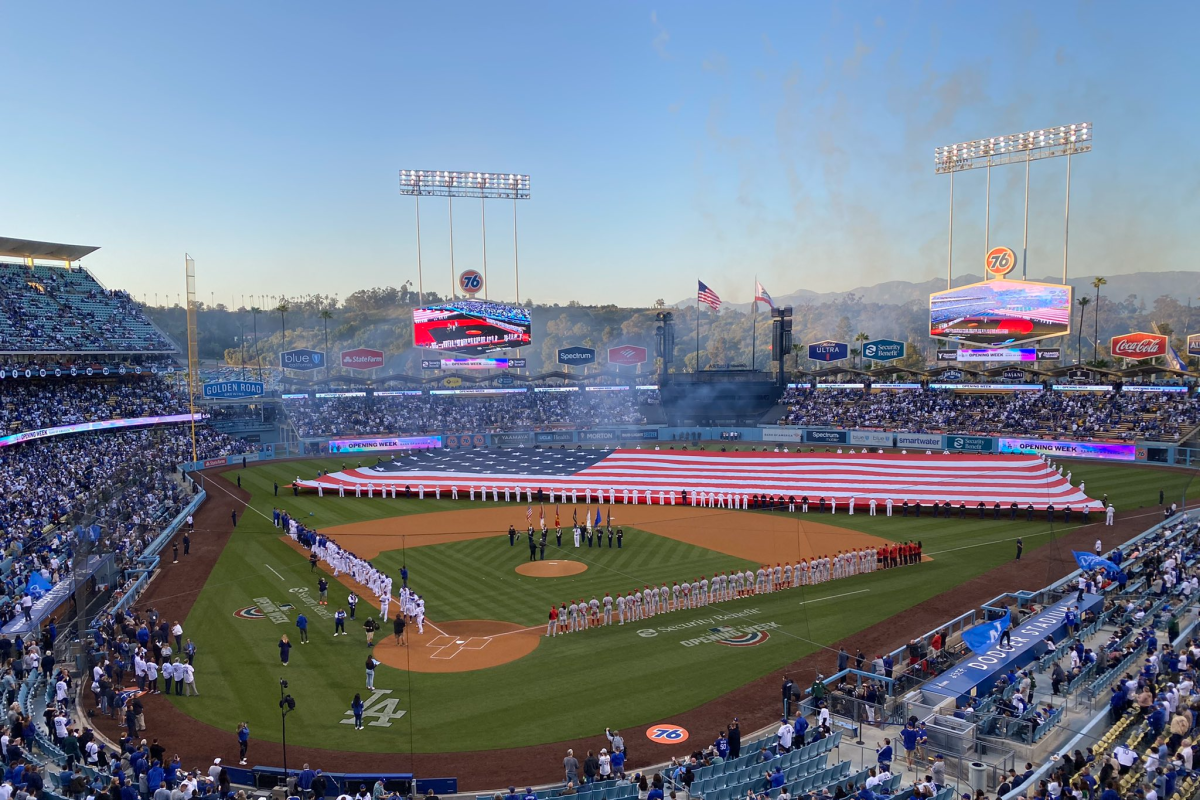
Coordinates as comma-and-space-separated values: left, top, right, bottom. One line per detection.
340, 689, 408, 727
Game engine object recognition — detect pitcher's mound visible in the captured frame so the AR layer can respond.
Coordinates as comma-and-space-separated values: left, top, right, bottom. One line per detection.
516, 560, 588, 578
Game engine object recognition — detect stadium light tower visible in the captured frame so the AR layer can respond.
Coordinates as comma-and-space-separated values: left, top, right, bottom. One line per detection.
934, 123, 1091, 286
399, 170, 531, 304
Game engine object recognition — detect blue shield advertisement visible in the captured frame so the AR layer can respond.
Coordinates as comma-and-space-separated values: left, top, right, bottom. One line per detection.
280, 349, 325, 371
557, 346, 597, 366
807, 341, 849, 362
861, 339, 905, 362
202, 380, 265, 400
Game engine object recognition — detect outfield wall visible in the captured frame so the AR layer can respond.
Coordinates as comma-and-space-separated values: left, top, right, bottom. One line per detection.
295, 426, 1188, 465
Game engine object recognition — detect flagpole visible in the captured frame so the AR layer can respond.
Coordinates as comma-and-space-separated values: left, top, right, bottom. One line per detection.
696, 282, 701, 373
751, 275, 757, 371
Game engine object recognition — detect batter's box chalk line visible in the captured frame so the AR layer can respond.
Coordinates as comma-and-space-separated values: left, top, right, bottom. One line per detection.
428, 636, 492, 659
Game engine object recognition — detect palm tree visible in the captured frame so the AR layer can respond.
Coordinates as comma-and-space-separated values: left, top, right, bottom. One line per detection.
319, 309, 334, 381
1076, 296, 1090, 364
276, 301, 290, 351
854, 332, 870, 369
1091, 276, 1106, 364
249, 306, 262, 379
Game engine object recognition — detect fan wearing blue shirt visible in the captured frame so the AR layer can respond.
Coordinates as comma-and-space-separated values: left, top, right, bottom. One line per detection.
793, 714, 809, 745
714, 731, 730, 759
876, 739, 893, 767
899, 724, 920, 771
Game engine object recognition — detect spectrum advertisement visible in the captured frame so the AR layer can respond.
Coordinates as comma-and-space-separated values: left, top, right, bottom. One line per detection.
997, 438, 1136, 461
328, 436, 442, 454
0, 412, 206, 449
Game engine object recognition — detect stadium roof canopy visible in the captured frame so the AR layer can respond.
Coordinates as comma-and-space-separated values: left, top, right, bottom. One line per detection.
0, 237, 99, 262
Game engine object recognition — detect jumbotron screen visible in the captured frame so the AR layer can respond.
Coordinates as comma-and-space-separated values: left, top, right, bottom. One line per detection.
929, 279, 1072, 346
412, 300, 532, 356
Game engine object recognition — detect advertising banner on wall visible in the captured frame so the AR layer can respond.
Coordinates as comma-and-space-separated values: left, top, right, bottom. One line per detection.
896, 432, 943, 448
762, 427, 806, 443
492, 432, 534, 447
997, 438, 1136, 461
328, 436, 441, 453
803, 429, 848, 445
943, 435, 993, 453
849, 431, 895, 447
1189, 334, 1200, 358
536, 431, 576, 444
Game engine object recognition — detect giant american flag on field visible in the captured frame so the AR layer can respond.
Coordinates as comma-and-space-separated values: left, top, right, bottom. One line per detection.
296, 449, 1096, 508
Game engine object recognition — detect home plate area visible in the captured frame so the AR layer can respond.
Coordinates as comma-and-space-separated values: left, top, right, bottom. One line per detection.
372, 619, 542, 673
427, 634, 491, 659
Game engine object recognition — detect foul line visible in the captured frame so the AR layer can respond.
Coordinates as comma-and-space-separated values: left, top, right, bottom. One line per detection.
924, 502, 1200, 556
265, 564, 284, 580
797, 589, 870, 606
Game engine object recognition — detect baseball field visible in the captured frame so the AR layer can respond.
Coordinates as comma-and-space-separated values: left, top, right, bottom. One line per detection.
130, 454, 1195, 780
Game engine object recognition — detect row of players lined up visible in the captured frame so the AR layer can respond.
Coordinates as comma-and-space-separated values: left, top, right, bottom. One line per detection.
276, 507, 429, 629
302, 479, 1101, 515
544, 543, 923, 635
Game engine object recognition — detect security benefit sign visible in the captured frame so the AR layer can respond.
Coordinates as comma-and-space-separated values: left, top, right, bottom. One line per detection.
861, 339, 905, 362
202, 380, 264, 400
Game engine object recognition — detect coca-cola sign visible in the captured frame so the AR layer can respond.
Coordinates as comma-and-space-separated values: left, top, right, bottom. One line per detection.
1110, 332, 1167, 361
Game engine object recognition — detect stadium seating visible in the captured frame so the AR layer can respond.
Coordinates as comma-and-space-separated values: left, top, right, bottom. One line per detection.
0, 377, 190, 433
284, 388, 659, 438
0, 261, 174, 352
778, 387, 1200, 442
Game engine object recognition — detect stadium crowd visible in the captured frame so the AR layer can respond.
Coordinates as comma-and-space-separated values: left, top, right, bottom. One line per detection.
779, 388, 1200, 442
0, 380, 191, 434
284, 389, 658, 437
0, 263, 174, 353
0, 424, 254, 624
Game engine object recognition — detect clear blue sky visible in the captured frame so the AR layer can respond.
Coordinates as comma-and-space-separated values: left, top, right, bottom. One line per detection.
1, 2, 1196, 308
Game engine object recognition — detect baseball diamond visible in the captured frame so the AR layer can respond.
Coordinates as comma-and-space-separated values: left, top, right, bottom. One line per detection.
4, 16, 1198, 800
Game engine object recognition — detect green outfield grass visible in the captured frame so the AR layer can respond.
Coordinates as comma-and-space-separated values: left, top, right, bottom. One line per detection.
167, 456, 1195, 753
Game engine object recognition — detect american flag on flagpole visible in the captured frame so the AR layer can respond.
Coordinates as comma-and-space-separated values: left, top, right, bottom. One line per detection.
698, 280, 721, 311
755, 281, 775, 309
526, 505, 533, 521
